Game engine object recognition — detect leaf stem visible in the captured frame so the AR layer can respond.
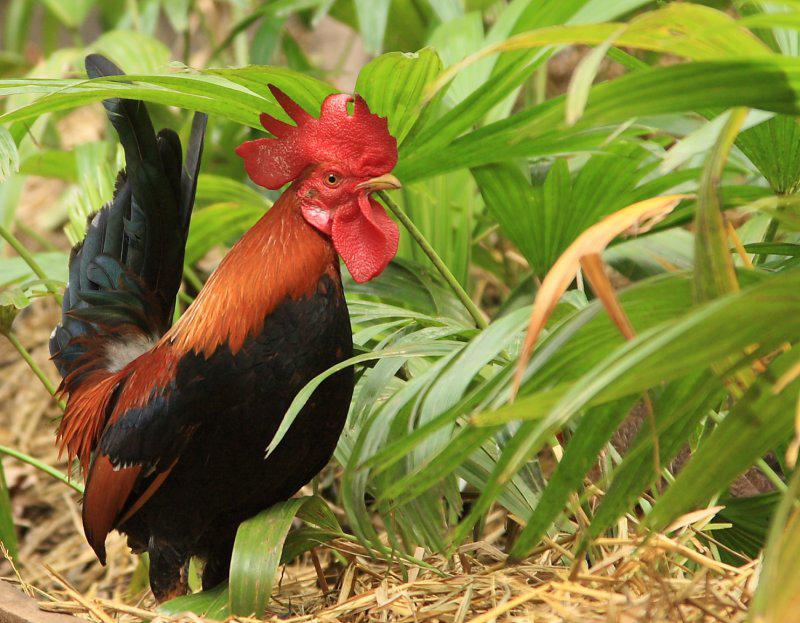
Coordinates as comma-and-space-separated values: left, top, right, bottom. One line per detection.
183, 264, 205, 292
0, 224, 63, 304
2, 331, 65, 411
377, 191, 488, 329
0, 445, 82, 494
707, 410, 786, 493
0, 459, 18, 557
755, 216, 780, 266
693, 107, 746, 303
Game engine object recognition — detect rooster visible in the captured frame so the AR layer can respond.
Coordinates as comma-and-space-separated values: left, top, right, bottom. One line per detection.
49, 55, 401, 600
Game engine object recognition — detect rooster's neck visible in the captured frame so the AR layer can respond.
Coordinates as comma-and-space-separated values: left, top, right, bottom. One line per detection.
167, 188, 339, 357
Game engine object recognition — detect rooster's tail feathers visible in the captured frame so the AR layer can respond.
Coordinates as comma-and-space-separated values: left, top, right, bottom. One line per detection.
50, 54, 207, 379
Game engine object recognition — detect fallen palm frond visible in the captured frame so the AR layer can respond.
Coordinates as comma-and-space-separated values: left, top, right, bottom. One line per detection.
512, 194, 689, 397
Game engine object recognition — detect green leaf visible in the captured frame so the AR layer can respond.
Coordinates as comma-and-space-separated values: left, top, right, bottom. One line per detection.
185, 203, 266, 265
63, 142, 117, 245
645, 348, 800, 531
487, 4, 772, 67
605, 229, 695, 280
659, 110, 773, 174
0, 126, 19, 183
489, 0, 631, 79
508, 397, 638, 559
348, 257, 473, 324
455, 268, 799, 547
477, 269, 796, 429
18, 149, 78, 182
0, 295, 21, 333
426, 0, 462, 22
565, 28, 623, 125
281, 495, 344, 562
0, 459, 18, 559
205, 65, 335, 111
195, 174, 268, 209
160, 581, 230, 620
473, 142, 654, 277
361, 272, 701, 545
737, 114, 800, 194
355, 48, 443, 146
4, 0, 34, 56
751, 467, 800, 622
399, 57, 800, 181
160, 496, 341, 620
228, 497, 309, 617
395, 169, 479, 286
693, 108, 744, 302
428, 12, 488, 106
353, 0, 391, 54
715, 492, 778, 563
0, 68, 334, 131
0, 252, 68, 288
161, 0, 192, 33
88, 29, 171, 74
472, 161, 539, 268
268, 342, 457, 457
744, 242, 800, 256
375, 308, 531, 508
376, 424, 492, 509
39, 0, 94, 28
584, 373, 723, 545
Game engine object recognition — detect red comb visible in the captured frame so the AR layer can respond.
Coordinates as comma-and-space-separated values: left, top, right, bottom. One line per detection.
236, 85, 398, 189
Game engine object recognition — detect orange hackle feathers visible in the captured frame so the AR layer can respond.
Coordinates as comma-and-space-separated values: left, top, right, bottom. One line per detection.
166, 188, 336, 357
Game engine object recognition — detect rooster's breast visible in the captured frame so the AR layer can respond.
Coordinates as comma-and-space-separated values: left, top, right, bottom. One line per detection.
128, 272, 353, 541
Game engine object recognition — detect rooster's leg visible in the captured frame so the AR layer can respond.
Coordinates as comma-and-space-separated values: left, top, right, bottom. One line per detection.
201, 530, 236, 592
148, 536, 189, 602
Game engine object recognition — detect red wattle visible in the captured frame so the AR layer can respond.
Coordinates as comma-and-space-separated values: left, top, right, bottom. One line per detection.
331, 194, 398, 283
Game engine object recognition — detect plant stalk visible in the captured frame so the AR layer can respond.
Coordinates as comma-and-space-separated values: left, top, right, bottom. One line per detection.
693, 107, 746, 303
755, 216, 781, 266
377, 191, 488, 329
0, 445, 82, 494
3, 331, 65, 411
707, 410, 786, 493
0, 224, 63, 304
183, 264, 205, 292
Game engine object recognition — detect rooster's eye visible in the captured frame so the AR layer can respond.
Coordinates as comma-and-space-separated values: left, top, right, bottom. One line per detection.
324, 173, 341, 187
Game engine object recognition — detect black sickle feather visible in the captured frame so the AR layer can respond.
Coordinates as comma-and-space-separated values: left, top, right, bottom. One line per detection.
85, 53, 179, 313
50, 54, 207, 377
180, 112, 207, 237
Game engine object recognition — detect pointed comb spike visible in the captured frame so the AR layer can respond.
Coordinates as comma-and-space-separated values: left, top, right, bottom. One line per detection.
259, 113, 293, 138
267, 84, 311, 125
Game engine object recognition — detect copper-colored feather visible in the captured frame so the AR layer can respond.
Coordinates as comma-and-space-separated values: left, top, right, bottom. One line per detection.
82, 456, 141, 563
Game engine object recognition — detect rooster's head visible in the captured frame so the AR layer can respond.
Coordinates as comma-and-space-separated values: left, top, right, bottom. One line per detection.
236, 85, 401, 283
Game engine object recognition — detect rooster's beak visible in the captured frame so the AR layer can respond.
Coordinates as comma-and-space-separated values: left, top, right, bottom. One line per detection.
356, 173, 402, 192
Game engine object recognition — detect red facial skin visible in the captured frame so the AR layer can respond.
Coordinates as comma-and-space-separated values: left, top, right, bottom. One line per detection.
293, 165, 399, 283
297, 165, 355, 235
